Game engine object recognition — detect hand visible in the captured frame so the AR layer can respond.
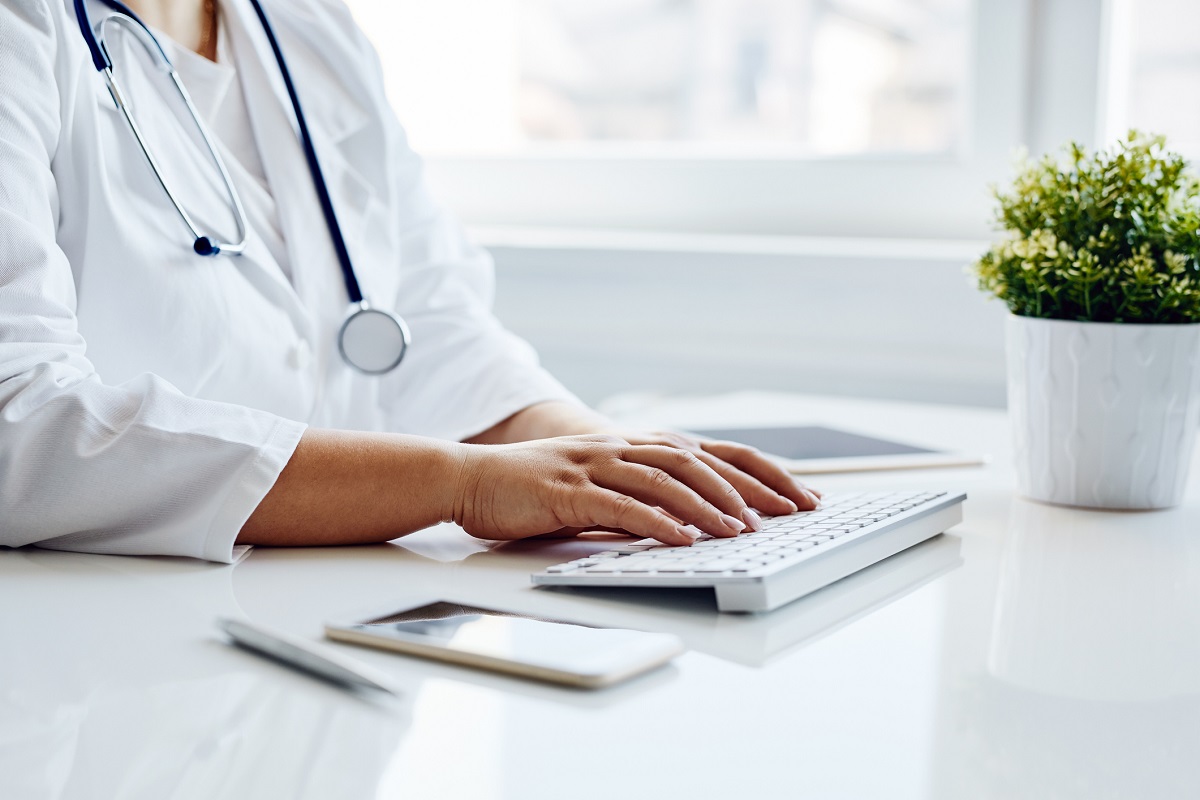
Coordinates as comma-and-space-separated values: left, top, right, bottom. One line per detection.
466, 403, 817, 514
600, 429, 821, 517
450, 435, 768, 546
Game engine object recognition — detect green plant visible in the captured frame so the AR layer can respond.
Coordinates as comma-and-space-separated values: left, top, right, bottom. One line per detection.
973, 131, 1200, 323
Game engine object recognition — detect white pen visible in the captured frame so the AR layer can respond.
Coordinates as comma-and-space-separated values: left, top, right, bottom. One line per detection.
217, 617, 399, 696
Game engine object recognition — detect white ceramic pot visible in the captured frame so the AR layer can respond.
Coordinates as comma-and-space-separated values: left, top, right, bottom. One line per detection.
1006, 314, 1200, 509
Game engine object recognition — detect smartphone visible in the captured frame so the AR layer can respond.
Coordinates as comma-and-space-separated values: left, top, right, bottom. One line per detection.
325, 601, 685, 689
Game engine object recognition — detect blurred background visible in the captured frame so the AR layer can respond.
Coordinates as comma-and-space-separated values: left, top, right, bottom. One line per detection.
344, 0, 1200, 407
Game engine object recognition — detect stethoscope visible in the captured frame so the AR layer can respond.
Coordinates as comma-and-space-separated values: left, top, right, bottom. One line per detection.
72, 0, 411, 375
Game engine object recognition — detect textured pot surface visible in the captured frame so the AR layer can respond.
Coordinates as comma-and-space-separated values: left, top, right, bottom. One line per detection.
1007, 315, 1200, 509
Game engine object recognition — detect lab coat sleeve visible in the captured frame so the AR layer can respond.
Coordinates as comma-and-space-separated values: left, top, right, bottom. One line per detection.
380, 205, 584, 443
325, 4, 583, 442
0, 1, 306, 562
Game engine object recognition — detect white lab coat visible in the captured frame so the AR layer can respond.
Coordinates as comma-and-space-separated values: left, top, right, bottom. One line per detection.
0, 0, 577, 561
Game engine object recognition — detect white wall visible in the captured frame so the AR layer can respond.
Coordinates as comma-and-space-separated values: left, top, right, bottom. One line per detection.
484, 231, 1009, 408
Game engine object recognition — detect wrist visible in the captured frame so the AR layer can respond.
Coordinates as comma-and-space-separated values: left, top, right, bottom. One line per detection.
438, 441, 476, 525
522, 401, 614, 439
466, 401, 610, 443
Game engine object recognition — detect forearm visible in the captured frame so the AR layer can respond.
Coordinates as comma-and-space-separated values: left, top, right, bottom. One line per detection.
466, 401, 613, 444
238, 429, 467, 546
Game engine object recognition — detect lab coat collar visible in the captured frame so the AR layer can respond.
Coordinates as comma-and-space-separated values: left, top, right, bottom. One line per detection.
221, 0, 379, 379
220, 0, 372, 144
218, 1, 323, 340
159, 28, 237, 124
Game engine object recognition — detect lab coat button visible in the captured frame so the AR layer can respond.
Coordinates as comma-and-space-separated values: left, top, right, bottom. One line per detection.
288, 341, 311, 370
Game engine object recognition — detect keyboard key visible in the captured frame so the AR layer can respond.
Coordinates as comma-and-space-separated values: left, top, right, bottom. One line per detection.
695, 560, 743, 572
612, 544, 658, 554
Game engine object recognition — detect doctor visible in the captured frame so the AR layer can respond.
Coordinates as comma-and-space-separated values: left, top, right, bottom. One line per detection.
0, 0, 819, 562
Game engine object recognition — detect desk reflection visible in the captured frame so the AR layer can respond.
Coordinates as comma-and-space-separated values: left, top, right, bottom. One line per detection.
935, 499, 1200, 800
990, 499, 1200, 700
0, 552, 409, 800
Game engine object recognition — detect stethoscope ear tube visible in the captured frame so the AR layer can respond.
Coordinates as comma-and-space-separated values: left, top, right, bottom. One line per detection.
76, 0, 170, 70
75, 0, 410, 373
84, 0, 250, 257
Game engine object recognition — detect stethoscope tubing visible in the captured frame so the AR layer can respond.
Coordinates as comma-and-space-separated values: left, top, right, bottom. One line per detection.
73, 0, 410, 373
79, 0, 251, 255
244, 0, 364, 305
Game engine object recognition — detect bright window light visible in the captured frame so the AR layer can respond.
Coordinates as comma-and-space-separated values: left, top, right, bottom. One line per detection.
1124, 0, 1200, 151
345, 0, 970, 157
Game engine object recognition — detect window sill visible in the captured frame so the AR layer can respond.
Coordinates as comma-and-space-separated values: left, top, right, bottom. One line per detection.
471, 225, 989, 263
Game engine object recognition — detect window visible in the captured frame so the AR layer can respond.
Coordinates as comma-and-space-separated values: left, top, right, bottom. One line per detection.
1112, 0, 1200, 154
342, 1, 1035, 239
351, 0, 970, 158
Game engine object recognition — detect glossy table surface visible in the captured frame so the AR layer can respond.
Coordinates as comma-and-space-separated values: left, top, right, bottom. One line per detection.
3, 392, 1198, 800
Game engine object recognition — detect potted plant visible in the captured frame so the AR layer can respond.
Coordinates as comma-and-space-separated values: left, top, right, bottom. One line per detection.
974, 132, 1200, 509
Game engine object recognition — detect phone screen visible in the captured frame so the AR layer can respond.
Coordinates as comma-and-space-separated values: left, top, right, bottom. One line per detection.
341, 602, 668, 669
352, 599, 597, 657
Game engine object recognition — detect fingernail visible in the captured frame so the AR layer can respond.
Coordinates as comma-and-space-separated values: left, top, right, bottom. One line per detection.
783, 497, 799, 514
804, 489, 821, 508
796, 481, 823, 500
741, 508, 762, 532
676, 525, 703, 544
719, 513, 747, 533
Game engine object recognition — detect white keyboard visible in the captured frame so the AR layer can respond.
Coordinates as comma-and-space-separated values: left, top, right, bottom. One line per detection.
533, 490, 966, 612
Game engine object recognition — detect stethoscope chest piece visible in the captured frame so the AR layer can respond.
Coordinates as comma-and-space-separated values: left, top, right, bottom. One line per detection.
338, 302, 411, 375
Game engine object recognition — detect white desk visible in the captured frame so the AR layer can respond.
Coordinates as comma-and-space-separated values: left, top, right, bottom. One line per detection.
3, 392, 1198, 800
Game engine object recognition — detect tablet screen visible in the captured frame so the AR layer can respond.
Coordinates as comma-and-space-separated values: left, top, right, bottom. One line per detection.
689, 425, 939, 460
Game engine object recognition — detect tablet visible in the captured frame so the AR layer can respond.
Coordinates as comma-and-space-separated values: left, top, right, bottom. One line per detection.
689, 425, 985, 474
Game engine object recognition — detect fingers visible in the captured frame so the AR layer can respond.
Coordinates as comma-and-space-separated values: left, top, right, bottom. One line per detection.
621, 445, 756, 528
692, 449, 799, 516
701, 441, 822, 510
595, 461, 747, 538
583, 488, 702, 546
